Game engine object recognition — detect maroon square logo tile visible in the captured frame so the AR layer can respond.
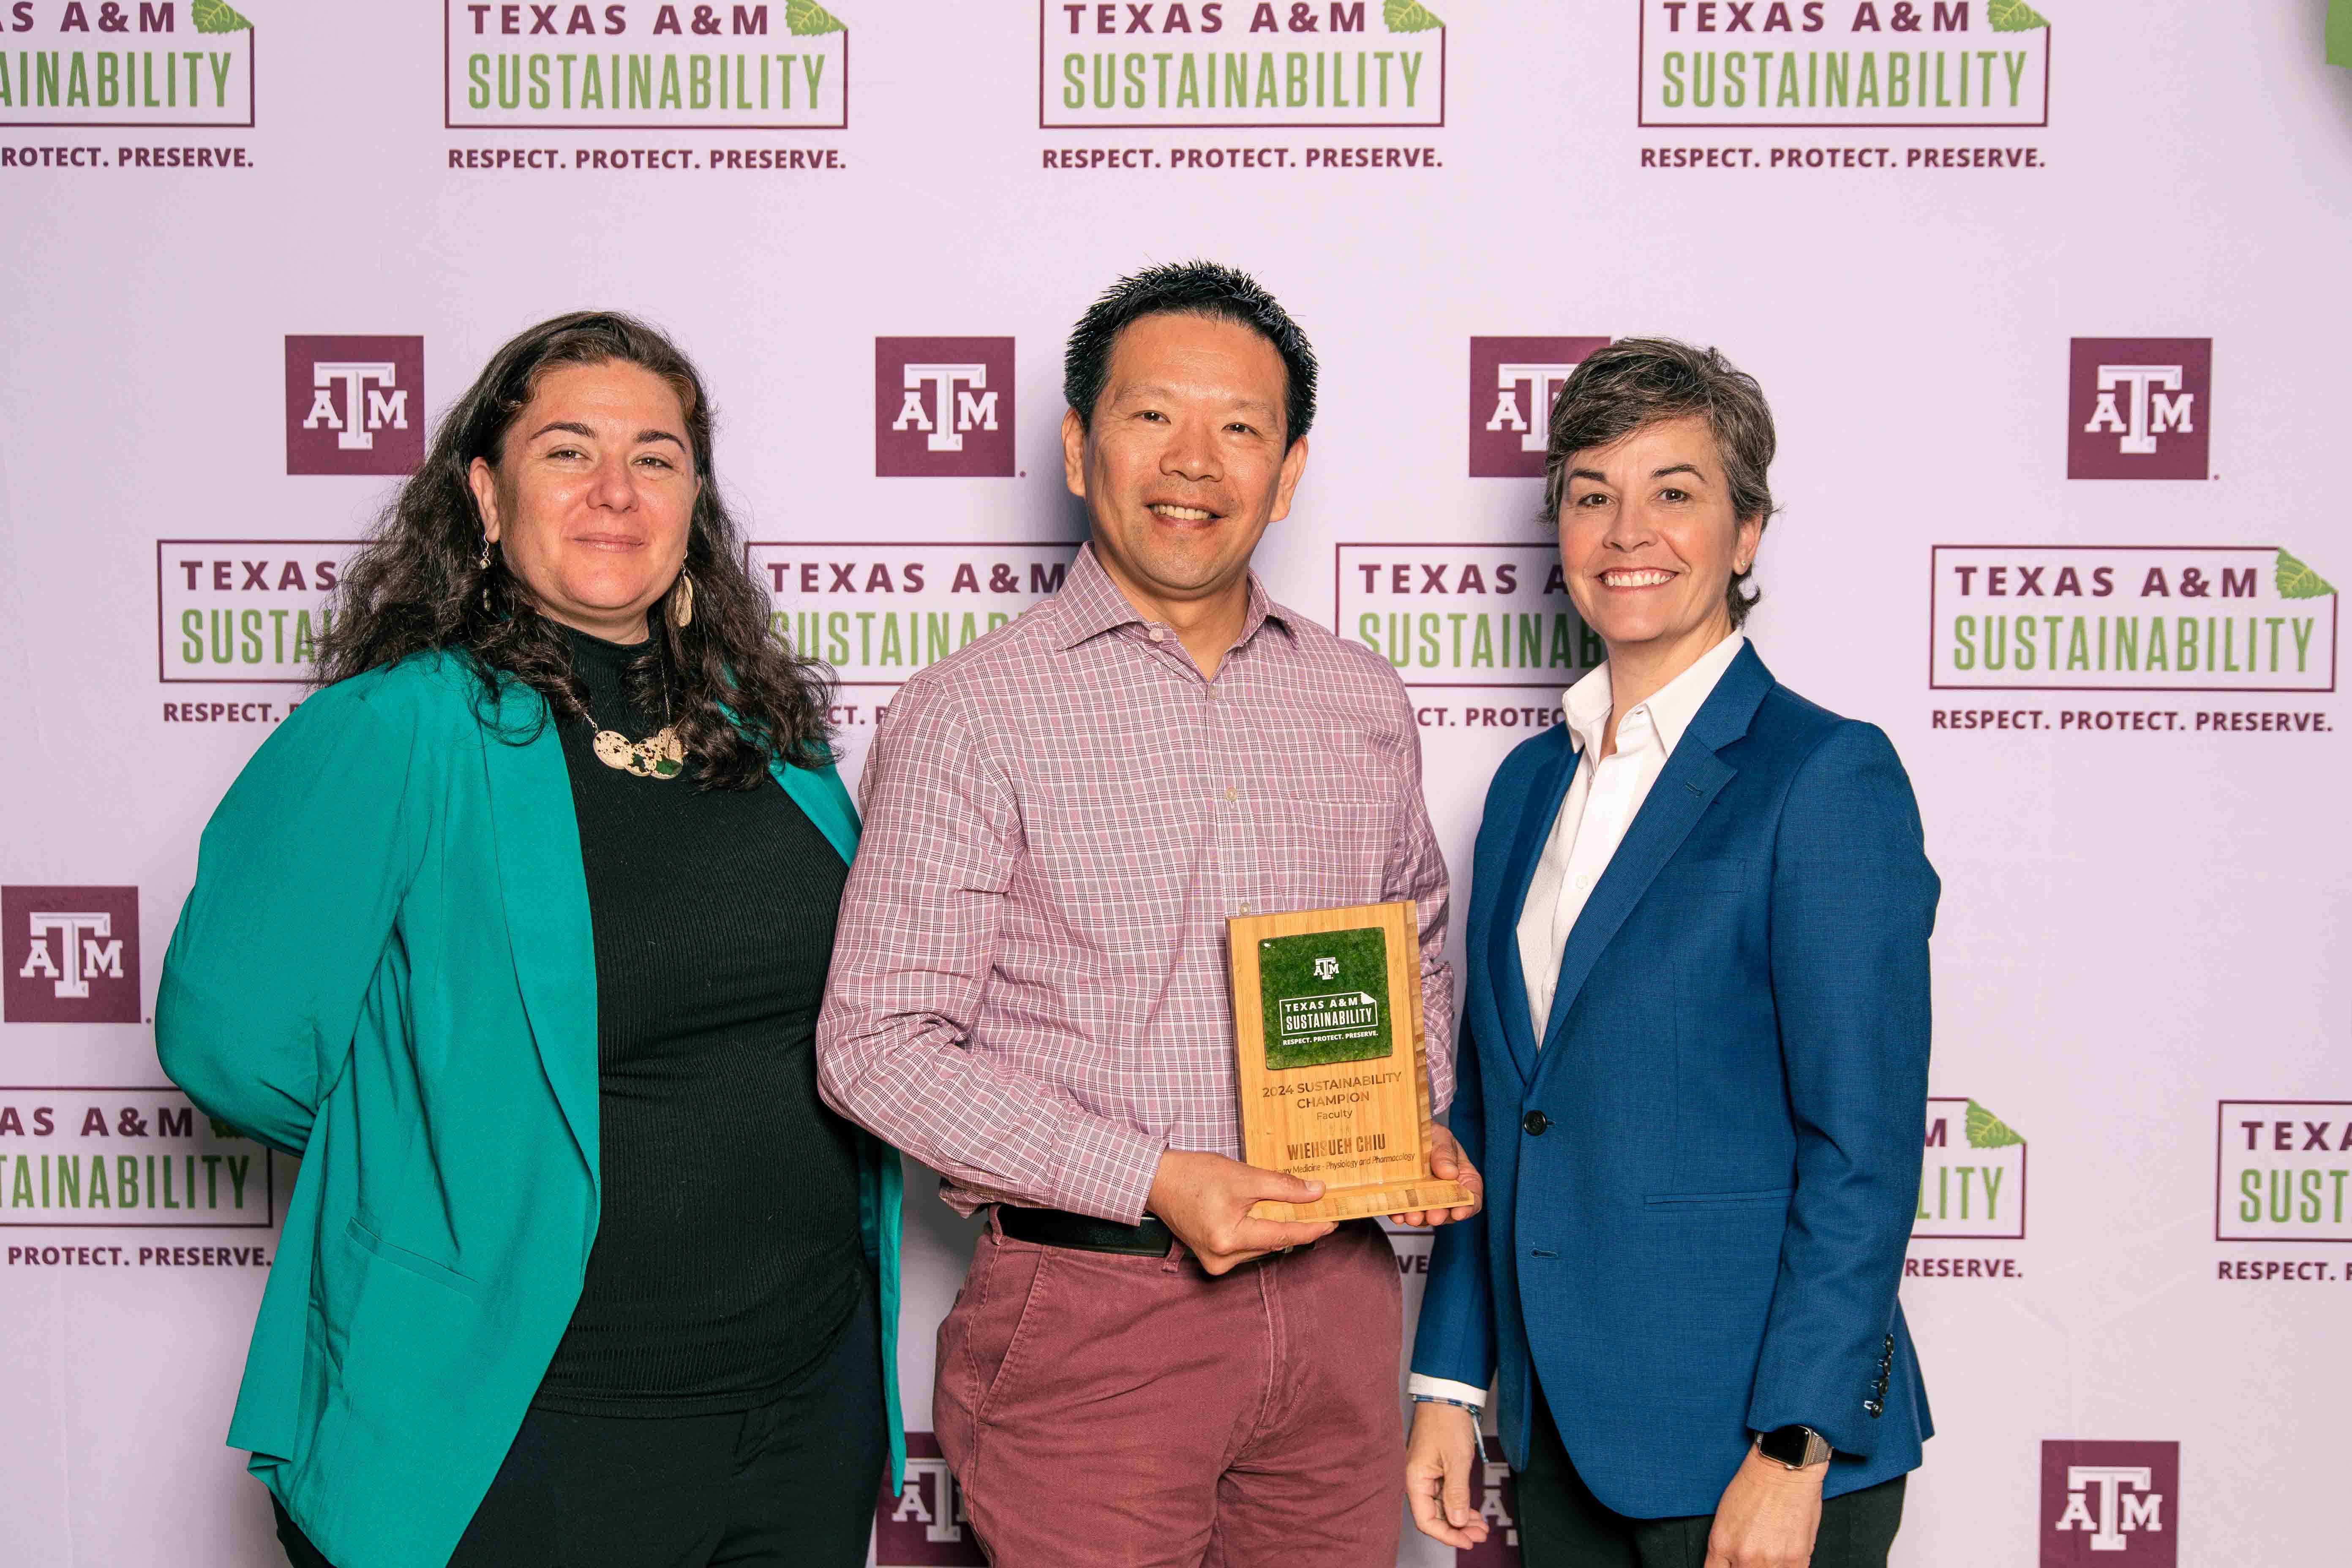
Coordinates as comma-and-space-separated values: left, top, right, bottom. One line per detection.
876, 338, 1016, 477
874, 1432, 987, 1565
1453, 1434, 1522, 1564
2040, 1440, 2178, 1565
3, 886, 140, 1024
2067, 339, 2212, 480
286, 335, 426, 476
1470, 336, 1611, 477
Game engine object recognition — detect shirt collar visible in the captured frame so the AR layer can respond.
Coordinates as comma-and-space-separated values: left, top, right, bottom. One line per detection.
1051, 541, 1291, 653
1562, 631, 1748, 760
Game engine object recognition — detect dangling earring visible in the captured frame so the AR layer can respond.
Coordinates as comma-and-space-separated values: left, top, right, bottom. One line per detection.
478, 536, 495, 612
670, 569, 695, 629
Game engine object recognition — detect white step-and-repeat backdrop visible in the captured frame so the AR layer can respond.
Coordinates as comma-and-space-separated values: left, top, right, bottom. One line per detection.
4, 3, 2348, 1564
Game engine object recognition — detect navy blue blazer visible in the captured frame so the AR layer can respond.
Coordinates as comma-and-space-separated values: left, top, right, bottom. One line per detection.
1412, 643, 1937, 1516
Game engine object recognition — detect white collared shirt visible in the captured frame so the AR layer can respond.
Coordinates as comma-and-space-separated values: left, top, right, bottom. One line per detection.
1408, 631, 1745, 1414
1516, 630, 1747, 1043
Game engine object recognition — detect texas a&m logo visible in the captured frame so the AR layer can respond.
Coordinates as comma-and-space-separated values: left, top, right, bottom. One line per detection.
3, 887, 140, 1024
2040, 1440, 2177, 1565
875, 338, 1016, 478
874, 1432, 986, 1565
1454, 1433, 1522, 1565
2067, 339, 2212, 481
1469, 337, 1610, 478
285, 336, 426, 476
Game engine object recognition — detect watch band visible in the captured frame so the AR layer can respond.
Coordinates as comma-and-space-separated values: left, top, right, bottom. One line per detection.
1754, 1424, 1833, 1469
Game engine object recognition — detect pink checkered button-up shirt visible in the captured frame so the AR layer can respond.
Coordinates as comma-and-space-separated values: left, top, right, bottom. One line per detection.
816, 544, 1454, 1224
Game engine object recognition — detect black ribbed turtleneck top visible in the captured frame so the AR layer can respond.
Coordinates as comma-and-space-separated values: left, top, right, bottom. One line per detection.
532, 625, 862, 1416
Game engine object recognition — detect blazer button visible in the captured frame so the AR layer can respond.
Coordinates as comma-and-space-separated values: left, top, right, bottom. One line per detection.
1522, 1111, 1550, 1135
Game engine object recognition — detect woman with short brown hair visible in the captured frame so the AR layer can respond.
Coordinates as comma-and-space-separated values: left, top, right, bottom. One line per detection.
1407, 338, 1935, 1568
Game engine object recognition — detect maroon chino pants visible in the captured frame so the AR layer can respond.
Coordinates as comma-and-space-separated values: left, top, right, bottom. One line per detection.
935, 1212, 1405, 1568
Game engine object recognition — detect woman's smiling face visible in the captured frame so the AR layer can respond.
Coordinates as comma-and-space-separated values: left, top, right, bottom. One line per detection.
468, 359, 700, 642
1554, 414, 1762, 664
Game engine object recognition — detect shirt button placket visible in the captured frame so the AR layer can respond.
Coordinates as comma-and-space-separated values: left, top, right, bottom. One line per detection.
1210, 668, 1252, 919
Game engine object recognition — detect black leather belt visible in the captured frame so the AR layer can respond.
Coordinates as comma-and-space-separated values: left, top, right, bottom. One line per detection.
997, 1205, 1176, 1256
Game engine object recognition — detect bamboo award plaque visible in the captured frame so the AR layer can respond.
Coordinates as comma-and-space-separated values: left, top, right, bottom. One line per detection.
1227, 901, 1476, 1223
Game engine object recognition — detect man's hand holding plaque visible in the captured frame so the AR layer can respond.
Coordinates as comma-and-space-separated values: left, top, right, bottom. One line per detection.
1145, 1149, 1338, 1276
1226, 901, 1482, 1226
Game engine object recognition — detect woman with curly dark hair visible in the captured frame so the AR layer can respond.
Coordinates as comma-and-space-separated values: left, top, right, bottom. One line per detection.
157, 311, 903, 1568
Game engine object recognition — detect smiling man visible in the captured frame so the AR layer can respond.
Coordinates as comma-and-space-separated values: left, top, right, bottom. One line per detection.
817, 262, 1476, 1566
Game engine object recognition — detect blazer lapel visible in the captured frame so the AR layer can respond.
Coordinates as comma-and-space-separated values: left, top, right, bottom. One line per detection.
723, 694, 861, 865
771, 758, 860, 863
480, 686, 602, 1189
1491, 736, 1580, 1086
1532, 645, 1774, 1066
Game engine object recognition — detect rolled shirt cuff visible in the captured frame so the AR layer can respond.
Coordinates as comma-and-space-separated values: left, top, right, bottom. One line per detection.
1409, 1374, 1489, 1410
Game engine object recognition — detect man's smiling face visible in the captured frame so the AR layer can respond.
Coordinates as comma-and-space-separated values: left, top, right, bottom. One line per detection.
1063, 310, 1307, 616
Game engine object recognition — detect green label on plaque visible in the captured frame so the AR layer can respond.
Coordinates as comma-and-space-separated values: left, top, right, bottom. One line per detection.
1258, 926, 1395, 1071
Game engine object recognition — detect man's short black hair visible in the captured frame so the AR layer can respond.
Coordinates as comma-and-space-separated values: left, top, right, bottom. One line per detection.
1063, 261, 1317, 446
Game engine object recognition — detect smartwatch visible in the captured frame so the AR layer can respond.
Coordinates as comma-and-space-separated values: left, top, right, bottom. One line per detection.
1754, 1425, 1833, 1469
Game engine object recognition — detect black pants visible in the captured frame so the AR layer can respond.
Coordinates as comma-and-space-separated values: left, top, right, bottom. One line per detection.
275, 1279, 885, 1568
1517, 1396, 1905, 1568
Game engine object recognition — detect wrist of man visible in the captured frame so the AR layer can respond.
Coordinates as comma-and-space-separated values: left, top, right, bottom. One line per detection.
1074, 1127, 1172, 1225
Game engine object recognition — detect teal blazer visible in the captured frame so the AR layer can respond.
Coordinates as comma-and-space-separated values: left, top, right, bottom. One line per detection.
156, 651, 905, 1568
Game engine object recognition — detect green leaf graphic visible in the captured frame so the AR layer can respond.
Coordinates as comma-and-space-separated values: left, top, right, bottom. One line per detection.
191, 0, 254, 33
1384, 0, 1445, 33
1987, 0, 2049, 30
2276, 548, 2339, 600
786, 0, 845, 35
1965, 1100, 2025, 1150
